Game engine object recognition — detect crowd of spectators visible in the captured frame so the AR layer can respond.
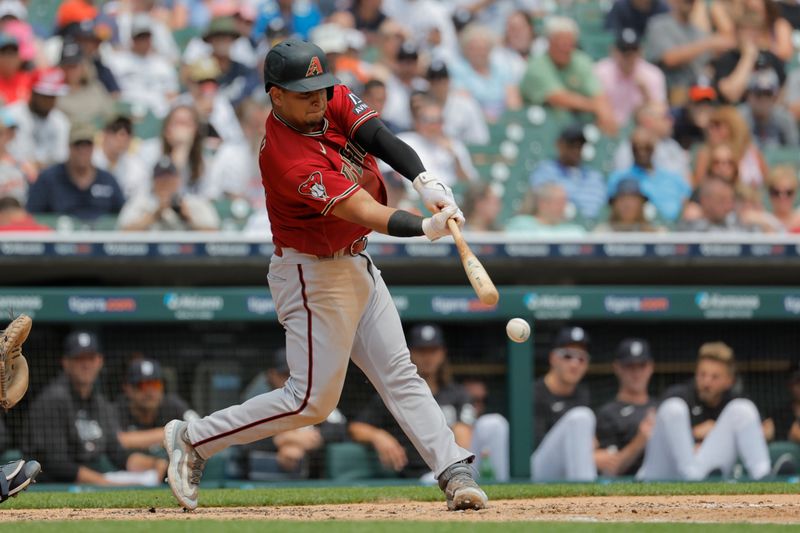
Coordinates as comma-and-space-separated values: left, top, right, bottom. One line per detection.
0, 0, 799, 234
1, 324, 798, 484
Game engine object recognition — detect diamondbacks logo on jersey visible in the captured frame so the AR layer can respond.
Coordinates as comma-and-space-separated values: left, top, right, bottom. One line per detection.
306, 56, 324, 77
347, 93, 369, 115
298, 171, 329, 201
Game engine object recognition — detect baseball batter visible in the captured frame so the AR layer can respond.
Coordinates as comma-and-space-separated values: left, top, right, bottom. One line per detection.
637, 342, 771, 480
164, 39, 487, 512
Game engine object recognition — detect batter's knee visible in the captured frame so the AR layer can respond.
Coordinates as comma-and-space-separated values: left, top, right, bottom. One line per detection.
658, 397, 689, 421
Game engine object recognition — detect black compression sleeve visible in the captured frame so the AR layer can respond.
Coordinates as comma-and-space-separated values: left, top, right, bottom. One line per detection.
387, 210, 424, 237
354, 118, 425, 181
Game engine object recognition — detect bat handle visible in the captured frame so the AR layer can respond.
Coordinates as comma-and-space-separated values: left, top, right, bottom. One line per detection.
447, 218, 466, 250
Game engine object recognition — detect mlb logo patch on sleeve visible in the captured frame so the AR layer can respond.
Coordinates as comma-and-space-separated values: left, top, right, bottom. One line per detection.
298, 171, 329, 201
348, 93, 369, 115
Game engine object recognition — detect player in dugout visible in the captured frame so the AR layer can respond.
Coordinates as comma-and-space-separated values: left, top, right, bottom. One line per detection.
162, 39, 487, 512
594, 338, 656, 477
637, 342, 772, 480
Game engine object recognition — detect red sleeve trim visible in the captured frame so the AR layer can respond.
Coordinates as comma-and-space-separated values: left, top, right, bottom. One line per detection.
321, 183, 360, 216
348, 110, 379, 139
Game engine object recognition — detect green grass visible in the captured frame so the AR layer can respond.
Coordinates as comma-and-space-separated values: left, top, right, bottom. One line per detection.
4, 482, 799, 509
8, 523, 800, 533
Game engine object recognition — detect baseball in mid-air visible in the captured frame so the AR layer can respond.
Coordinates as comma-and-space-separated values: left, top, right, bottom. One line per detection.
506, 318, 531, 343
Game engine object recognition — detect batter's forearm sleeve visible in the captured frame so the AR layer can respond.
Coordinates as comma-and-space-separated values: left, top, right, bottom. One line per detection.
354, 118, 425, 180
387, 210, 424, 237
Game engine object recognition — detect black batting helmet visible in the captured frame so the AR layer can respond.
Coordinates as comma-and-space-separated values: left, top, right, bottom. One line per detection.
264, 39, 336, 98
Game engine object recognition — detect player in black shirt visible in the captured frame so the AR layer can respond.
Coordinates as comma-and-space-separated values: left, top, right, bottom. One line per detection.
531, 326, 596, 481
638, 342, 771, 480
351, 324, 508, 480
114, 358, 197, 456
25, 331, 167, 485
763, 363, 800, 444
595, 338, 657, 477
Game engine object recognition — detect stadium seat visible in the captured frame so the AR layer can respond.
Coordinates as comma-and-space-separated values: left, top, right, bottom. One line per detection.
325, 442, 399, 480
768, 441, 800, 475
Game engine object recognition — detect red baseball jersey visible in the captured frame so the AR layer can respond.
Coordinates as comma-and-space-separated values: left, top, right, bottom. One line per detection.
259, 84, 387, 256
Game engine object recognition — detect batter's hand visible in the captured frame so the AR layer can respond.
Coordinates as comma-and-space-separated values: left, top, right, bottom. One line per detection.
422, 205, 462, 241
413, 172, 462, 221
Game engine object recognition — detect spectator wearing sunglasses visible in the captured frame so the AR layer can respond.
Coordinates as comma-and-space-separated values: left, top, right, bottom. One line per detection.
766, 165, 800, 231
115, 358, 198, 456
531, 326, 596, 482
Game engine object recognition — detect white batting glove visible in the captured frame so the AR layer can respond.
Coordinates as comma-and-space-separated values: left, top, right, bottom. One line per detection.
413, 171, 456, 212
422, 204, 460, 241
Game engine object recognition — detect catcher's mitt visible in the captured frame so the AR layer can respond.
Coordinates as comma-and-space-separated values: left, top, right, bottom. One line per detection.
0, 315, 31, 411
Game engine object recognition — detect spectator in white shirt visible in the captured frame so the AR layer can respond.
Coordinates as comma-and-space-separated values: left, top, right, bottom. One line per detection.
110, 16, 179, 119
92, 113, 151, 199
6, 68, 70, 173
398, 98, 478, 187
425, 60, 489, 146
381, 42, 429, 132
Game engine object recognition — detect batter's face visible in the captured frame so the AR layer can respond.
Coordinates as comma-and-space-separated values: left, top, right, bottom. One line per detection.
695, 359, 734, 405
271, 87, 328, 132
410, 346, 446, 379
614, 360, 653, 394
550, 345, 589, 386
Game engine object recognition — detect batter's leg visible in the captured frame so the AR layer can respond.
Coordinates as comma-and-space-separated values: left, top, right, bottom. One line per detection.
531, 407, 596, 481
348, 264, 473, 478
637, 397, 695, 480
471, 414, 510, 481
690, 398, 770, 480
186, 257, 373, 459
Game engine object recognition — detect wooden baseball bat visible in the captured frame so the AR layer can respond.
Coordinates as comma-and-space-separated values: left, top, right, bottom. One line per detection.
447, 219, 499, 306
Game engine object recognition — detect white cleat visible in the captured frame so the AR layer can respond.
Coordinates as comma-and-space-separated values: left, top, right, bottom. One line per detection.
163, 419, 206, 511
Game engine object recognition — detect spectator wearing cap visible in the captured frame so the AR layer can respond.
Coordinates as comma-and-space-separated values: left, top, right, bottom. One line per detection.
594, 28, 667, 129
638, 342, 771, 481
173, 57, 244, 143
644, 0, 735, 106
56, 39, 114, 129
607, 127, 690, 221
425, 60, 488, 146
0, 33, 31, 105
24, 331, 168, 485
448, 23, 521, 122
0, 0, 37, 66
613, 101, 690, 181
109, 15, 179, 119
201, 17, 260, 107
398, 97, 478, 187
530, 326, 596, 481
116, 5, 180, 65
55, 0, 98, 35
528, 124, 607, 221
738, 69, 798, 149
0, 196, 51, 231
763, 362, 800, 447
605, 0, 669, 37
27, 122, 125, 220
68, 19, 121, 97
678, 176, 760, 232
182, 7, 260, 69
115, 358, 198, 455
711, 15, 787, 105
594, 338, 657, 477
92, 110, 150, 198
238, 349, 348, 479
252, 0, 322, 41
351, 0, 387, 36
117, 156, 220, 231
594, 178, 660, 232
672, 85, 717, 150
506, 181, 587, 236
520, 16, 617, 135
381, 41, 429, 132
351, 323, 509, 481
5, 68, 70, 171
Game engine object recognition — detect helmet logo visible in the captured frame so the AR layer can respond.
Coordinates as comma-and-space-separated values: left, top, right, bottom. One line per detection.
305, 56, 324, 77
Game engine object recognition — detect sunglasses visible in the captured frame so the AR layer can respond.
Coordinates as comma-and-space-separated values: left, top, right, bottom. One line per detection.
769, 187, 796, 198
554, 348, 589, 364
135, 379, 164, 392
